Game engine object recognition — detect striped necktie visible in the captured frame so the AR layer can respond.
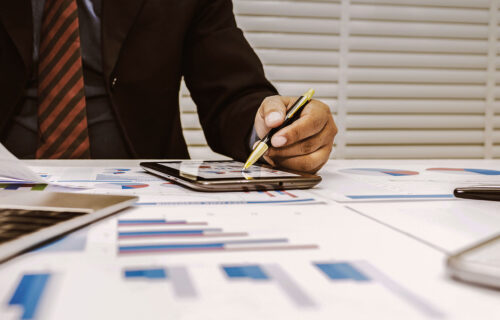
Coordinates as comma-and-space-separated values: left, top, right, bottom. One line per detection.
36, 0, 91, 159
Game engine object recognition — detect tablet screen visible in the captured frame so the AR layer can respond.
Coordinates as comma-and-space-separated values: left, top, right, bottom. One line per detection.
159, 161, 299, 180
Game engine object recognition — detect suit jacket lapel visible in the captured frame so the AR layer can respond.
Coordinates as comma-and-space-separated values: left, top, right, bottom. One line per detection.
0, 0, 33, 74
101, 0, 145, 78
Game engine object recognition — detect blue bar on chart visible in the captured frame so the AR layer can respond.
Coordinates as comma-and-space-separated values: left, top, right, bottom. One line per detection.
9, 273, 51, 320
223, 265, 270, 280
118, 228, 224, 239
314, 262, 371, 281
223, 264, 316, 308
123, 267, 197, 298
119, 219, 168, 225
124, 268, 167, 279
118, 236, 317, 254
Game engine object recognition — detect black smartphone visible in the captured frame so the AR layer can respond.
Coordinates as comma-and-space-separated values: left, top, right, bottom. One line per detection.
140, 160, 321, 192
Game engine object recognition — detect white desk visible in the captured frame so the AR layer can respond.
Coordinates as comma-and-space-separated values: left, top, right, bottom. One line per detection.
0, 159, 499, 319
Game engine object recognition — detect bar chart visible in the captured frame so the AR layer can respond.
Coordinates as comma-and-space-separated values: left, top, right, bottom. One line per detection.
117, 218, 318, 255
123, 266, 197, 298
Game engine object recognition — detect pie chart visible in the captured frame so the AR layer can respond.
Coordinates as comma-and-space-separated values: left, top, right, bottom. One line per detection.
426, 168, 500, 176
339, 168, 419, 176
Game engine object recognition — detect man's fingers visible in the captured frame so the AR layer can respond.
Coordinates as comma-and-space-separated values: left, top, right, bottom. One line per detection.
273, 145, 332, 174
270, 114, 326, 148
267, 126, 331, 158
270, 100, 331, 148
258, 96, 288, 128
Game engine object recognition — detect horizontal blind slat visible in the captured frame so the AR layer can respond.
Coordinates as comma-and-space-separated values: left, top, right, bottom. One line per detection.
236, 16, 339, 34
351, 0, 490, 9
181, 113, 201, 129
246, 33, 339, 50
350, 21, 489, 39
349, 37, 488, 54
182, 130, 207, 146
348, 68, 486, 84
347, 84, 487, 98
346, 99, 486, 113
350, 4, 488, 24
345, 130, 485, 144
349, 52, 487, 68
347, 115, 485, 129
265, 66, 337, 82
274, 83, 337, 98
256, 49, 338, 66
233, 1, 340, 18
344, 145, 485, 159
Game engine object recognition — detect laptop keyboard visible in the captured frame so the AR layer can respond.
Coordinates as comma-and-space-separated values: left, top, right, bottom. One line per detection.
0, 209, 87, 245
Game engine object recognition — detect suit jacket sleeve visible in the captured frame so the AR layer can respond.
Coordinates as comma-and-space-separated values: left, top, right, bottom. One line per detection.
182, 0, 278, 161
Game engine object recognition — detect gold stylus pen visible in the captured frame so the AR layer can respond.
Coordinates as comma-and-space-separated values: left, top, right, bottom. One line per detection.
243, 89, 315, 170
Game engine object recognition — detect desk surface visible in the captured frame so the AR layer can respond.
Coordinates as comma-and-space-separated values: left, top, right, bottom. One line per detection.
0, 159, 499, 319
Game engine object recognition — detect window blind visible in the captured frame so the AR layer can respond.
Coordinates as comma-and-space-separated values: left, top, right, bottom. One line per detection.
180, 0, 500, 160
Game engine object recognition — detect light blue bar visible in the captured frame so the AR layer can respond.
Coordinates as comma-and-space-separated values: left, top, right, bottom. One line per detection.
124, 269, 167, 279
118, 219, 166, 224
315, 263, 370, 281
223, 265, 269, 280
465, 168, 500, 175
118, 229, 220, 236
120, 243, 224, 251
119, 238, 288, 252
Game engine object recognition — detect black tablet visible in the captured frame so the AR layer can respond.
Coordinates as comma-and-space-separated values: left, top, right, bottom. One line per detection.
140, 160, 321, 192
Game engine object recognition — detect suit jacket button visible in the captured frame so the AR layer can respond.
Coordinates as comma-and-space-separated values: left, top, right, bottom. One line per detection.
111, 77, 118, 89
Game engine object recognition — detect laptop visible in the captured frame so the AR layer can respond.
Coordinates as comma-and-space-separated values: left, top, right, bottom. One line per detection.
0, 192, 137, 263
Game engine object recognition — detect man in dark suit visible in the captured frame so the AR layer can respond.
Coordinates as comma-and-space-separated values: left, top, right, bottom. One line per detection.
0, 0, 336, 173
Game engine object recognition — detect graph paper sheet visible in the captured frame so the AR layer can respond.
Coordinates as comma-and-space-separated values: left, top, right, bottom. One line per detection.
0, 204, 457, 320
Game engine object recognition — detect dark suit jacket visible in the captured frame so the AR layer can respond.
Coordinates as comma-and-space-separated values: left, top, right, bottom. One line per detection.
0, 0, 277, 160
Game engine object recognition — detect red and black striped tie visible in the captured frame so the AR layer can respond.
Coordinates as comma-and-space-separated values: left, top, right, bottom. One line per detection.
36, 0, 91, 159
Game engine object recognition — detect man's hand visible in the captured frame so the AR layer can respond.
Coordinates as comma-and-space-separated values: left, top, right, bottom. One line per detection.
254, 95, 337, 173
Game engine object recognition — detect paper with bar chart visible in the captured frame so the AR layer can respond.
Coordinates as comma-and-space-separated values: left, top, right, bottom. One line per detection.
0, 203, 447, 319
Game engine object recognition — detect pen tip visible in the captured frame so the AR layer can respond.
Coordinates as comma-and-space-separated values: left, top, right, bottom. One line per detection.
304, 88, 315, 100
242, 142, 269, 170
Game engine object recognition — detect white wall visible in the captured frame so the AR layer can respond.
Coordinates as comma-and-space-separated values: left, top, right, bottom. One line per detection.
181, 0, 500, 159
